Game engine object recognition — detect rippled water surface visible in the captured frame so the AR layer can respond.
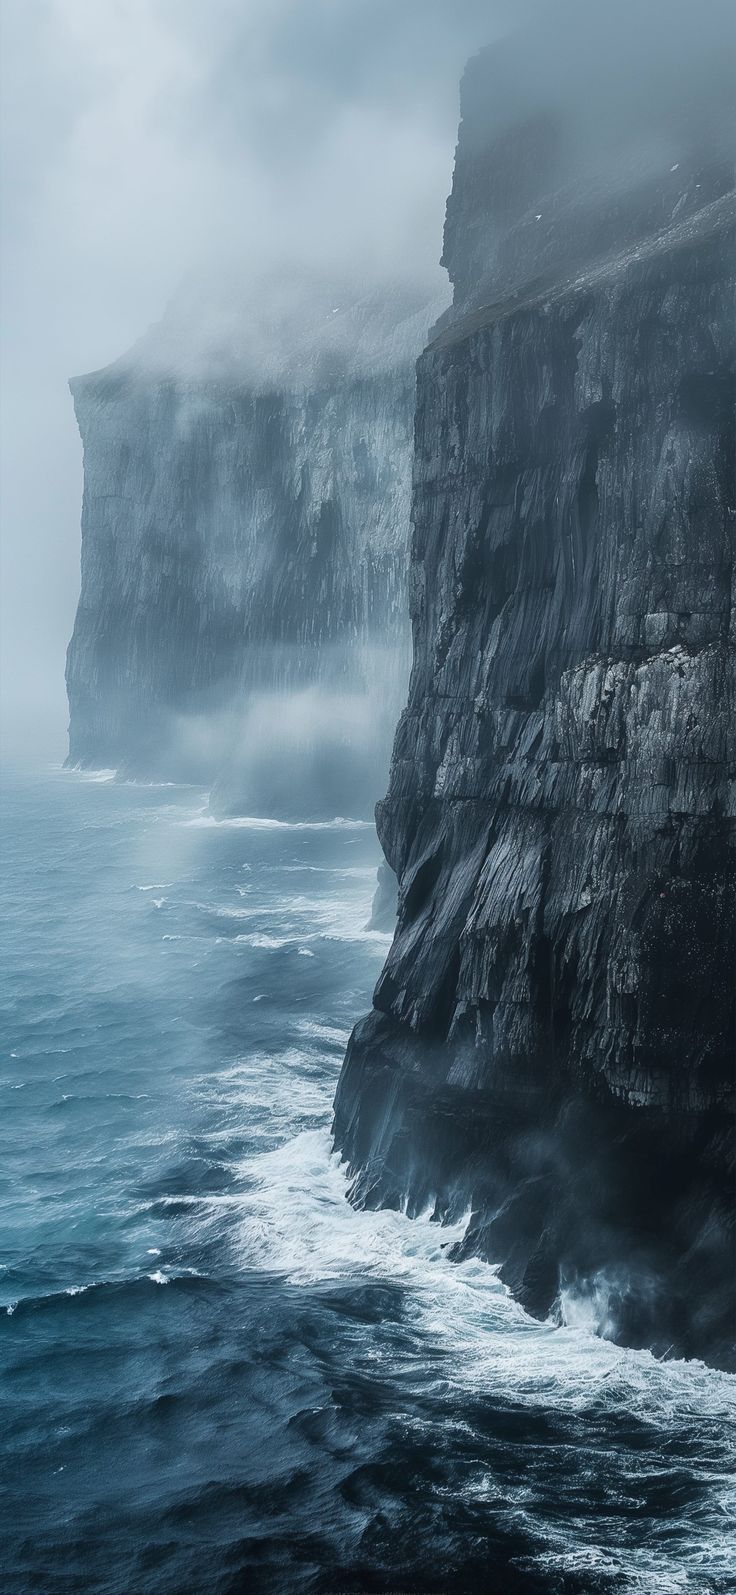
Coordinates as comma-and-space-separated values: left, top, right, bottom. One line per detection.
1, 768, 734, 1594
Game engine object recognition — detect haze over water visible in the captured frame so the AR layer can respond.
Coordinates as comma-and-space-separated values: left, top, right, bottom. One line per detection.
1, 766, 734, 1594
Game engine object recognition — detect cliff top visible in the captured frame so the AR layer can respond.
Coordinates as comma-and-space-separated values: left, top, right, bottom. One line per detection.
442, 0, 735, 316
70, 278, 448, 400
431, 189, 736, 355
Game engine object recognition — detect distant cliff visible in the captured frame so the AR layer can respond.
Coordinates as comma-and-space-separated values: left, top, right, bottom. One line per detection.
66, 286, 441, 815
334, 12, 735, 1365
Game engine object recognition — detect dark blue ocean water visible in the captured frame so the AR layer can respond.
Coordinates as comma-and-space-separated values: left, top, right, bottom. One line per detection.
1, 768, 734, 1595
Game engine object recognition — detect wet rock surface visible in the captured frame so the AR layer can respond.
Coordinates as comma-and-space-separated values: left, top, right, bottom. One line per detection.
66, 288, 440, 813
334, 26, 735, 1366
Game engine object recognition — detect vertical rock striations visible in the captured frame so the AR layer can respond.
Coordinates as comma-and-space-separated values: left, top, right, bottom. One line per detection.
66, 285, 442, 815
334, 7, 735, 1365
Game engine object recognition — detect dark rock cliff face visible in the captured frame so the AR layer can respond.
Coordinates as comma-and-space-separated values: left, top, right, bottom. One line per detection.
334, 21, 735, 1365
67, 289, 440, 815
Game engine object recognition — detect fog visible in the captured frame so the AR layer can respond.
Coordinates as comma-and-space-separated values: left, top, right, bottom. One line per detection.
462, 0, 734, 155
2, 0, 732, 765
0, 0, 508, 762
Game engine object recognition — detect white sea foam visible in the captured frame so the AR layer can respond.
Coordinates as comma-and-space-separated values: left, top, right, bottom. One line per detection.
279, 864, 377, 879
297, 894, 392, 946
201, 872, 567, 1411
180, 813, 374, 832
233, 932, 295, 949
11, 767, 734, 1594
295, 1019, 351, 1047
231, 1117, 736, 1437
204, 904, 261, 920
227, 917, 388, 953
227, 890, 390, 947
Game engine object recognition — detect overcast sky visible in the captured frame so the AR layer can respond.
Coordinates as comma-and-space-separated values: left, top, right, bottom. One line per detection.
0, 0, 510, 760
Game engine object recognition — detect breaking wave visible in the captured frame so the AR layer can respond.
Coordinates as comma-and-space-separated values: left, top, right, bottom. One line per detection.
2, 768, 734, 1595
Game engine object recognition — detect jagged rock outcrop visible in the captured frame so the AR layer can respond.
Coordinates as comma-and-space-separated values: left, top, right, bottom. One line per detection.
66, 284, 442, 814
334, 7, 735, 1365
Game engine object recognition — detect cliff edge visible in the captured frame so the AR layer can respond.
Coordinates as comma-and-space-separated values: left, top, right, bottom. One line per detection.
334, 5, 735, 1366
66, 283, 443, 816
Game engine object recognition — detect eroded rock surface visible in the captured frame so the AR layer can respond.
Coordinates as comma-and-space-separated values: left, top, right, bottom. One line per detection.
66, 286, 441, 815
334, 14, 735, 1365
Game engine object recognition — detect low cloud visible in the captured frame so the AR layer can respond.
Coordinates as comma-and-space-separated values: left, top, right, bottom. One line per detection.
0, 0, 507, 758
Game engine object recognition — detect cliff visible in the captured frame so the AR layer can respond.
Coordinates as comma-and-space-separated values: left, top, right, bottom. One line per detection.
66, 285, 442, 815
334, 12, 735, 1365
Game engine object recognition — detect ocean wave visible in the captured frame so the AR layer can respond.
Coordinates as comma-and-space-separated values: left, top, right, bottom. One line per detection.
119, 779, 200, 790
295, 1020, 351, 1047
307, 898, 392, 945
208, 892, 390, 947
7, 768, 734, 1595
65, 766, 200, 792
233, 1125, 736, 1432
278, 864, 378, 879
3, 1270, 209, 1319
232, 932, 296, 949
45, 1089, 149, 1111
180, 813, 375, 832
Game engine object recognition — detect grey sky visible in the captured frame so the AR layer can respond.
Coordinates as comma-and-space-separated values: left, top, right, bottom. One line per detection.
0, 0, 509, 759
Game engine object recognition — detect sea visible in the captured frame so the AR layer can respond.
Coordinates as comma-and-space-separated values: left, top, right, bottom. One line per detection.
1, 766, 734, 1595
